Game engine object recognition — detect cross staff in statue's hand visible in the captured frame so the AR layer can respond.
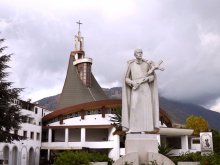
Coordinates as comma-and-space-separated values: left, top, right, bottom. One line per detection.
132, 60, 164, 90
148, 60, 164, 75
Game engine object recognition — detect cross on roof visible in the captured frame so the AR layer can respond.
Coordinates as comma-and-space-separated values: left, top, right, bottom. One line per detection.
76, 20, 82, 32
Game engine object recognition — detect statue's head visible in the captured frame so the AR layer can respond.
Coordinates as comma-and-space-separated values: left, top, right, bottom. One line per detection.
134, 48, 143, 60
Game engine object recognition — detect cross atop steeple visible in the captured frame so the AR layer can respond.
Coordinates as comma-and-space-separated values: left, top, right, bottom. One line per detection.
76, 20, 82, 32
73, 20, 84, 51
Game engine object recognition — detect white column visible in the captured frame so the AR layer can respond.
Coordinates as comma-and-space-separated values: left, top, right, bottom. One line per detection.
108, 127, 120, 161
181, 135, 189, 151
48, 128, 52, 143
9, 150, 12, 165
157, 134, 161, 145
81, 128, 86, 143
65, 128, 69, 143
47, 149, 50, 161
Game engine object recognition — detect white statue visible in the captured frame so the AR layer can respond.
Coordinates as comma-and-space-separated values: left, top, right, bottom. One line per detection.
122, 49, 164, 133
74, 33, 84, 51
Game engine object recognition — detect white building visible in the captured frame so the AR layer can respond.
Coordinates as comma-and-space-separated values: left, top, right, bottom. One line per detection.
0, 100, 50, 165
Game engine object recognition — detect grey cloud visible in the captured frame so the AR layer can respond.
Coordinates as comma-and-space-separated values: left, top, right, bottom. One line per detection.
1, 0, 220, 110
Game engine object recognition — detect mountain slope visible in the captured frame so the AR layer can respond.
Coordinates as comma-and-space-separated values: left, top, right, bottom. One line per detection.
36, 87, 220, 131
36, 94, 60, 110
159, 97, 220, 131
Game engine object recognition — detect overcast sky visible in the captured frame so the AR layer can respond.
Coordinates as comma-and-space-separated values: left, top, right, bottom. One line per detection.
1, 0, 220, 112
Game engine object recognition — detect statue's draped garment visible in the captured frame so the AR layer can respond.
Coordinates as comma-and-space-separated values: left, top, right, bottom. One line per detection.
122, 59, 159, 132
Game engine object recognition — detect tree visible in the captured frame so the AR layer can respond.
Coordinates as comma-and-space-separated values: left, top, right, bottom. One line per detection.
110, 106, 126, 136
185, 115, 209, 135
211, 129, 220, 155
0, 37, 23, 142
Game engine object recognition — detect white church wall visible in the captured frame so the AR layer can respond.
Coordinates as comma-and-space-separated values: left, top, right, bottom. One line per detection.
48, 114, 114, 127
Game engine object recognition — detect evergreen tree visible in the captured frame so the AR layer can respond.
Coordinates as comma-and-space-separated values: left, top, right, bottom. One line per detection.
0, 37, 23, 142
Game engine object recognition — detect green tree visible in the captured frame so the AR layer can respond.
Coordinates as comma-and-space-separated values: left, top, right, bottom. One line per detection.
0, 37, 23, 142
185, 115, 209, 136
211, 129, 220, 155
110, 106, 125, 136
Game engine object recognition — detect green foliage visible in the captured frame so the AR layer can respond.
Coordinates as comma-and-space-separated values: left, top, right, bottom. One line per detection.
212, 129, 220, 154
110, 106, 122, 127
158, 143, 173, 157
185, 115, 209, 135
54, 150, 113, 165
171, 152, 220, 165
54, 151, 90, 165
110, 106, 125, 136
87, 152, 113, 163
0, 37, 23, 142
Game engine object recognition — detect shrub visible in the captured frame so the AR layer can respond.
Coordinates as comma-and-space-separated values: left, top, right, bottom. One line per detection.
158, 143, 173, 157
88, 152, 112, 163
54, 151, 90, 165
54, 150, 113, 165
171, 152, 220, 165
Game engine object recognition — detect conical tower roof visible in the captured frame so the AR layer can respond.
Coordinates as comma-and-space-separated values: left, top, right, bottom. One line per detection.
57, 22, 108, 109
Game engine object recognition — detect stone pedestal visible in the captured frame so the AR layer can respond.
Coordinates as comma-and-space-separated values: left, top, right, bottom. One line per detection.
113, 133, 174, 165
125, 134, 158, 164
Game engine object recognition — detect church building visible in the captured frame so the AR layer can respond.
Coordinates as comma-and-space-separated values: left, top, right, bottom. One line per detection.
0, 22, 201, 165
40, 21, 122, 162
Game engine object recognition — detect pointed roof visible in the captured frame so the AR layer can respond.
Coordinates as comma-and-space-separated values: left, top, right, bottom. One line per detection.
57, 54, 108, 109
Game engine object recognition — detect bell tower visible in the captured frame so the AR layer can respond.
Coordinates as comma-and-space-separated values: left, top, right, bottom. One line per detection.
57, 21, 107, 109
71, 21, 92, 88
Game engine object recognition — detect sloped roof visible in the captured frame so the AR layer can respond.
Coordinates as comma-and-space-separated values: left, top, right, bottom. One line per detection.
57, 55, 108, 109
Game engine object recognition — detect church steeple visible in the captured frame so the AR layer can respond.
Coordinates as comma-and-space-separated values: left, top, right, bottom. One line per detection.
74, 20, 84, 51
71, 21, 92, 87
57, 21, 108, 109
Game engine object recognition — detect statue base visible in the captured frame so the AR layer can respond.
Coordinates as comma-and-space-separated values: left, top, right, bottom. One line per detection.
125, 134, 158, 164
113, 133, 175, 165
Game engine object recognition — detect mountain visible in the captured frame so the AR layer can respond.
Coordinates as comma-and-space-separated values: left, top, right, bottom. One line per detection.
36, 94, 60, 110
36, 87, 220, 131
159, 97, 220, 131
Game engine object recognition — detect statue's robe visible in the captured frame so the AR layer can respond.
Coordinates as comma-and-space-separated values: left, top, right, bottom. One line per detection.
122, 59, 159, 132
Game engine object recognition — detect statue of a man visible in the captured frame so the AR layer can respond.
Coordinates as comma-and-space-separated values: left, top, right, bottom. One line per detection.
122, 49, 163, 133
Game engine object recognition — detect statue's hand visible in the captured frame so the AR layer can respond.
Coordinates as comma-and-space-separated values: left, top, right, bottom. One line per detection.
148, 60, 164, 74
132, 82, 140, 90
148, 75, 154, 82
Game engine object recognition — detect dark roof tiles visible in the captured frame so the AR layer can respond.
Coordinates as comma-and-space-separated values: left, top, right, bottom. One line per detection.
57, 55, 108, 109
